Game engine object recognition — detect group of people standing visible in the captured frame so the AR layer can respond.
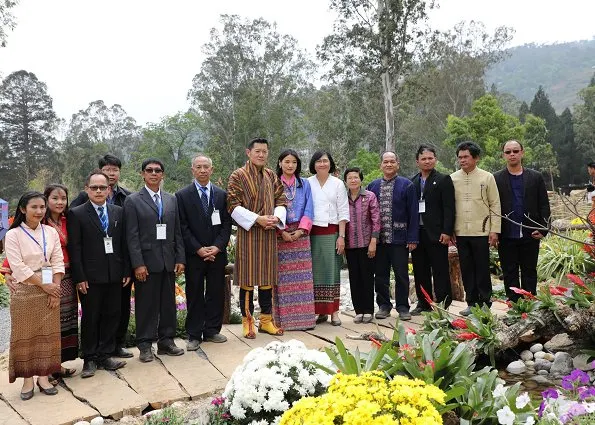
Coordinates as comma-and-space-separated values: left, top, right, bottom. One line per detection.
1, 136, 554, 400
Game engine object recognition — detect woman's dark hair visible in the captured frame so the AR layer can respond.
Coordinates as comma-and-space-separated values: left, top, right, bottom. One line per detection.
309, 150, 336, 175
277, 149, 303, 187
343, 167, 364, 181
416, 145, 437, 159
456, 141, 482, 158
10, 191, 47, 230
141, 158, 165, 172
44, 184, 69, 220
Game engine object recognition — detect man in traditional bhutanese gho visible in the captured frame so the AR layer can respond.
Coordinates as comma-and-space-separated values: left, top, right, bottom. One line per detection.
227, 138, 287, 339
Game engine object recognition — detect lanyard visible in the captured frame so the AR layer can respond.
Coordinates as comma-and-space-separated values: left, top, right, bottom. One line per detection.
420, 177, 426, 199
20, 224, 47, 262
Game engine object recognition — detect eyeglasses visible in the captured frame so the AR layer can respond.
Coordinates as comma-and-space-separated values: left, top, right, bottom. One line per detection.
144, 168, 163, 174
504, 149, 521, 155
88, 185, 109, 192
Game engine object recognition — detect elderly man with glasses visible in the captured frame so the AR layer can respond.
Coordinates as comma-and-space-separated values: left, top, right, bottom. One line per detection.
493, 140, 551, 302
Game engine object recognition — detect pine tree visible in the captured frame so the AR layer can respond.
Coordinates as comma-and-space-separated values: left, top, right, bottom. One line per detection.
529, 86, 560, 144
574, 73, 595, 163
556, 108, 582, 185
0, 70, 58, 202
518, 101, 529, 123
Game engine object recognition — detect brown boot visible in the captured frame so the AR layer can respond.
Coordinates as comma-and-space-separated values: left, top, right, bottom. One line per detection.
242, 316, 256, 339
259, 314, 284, 336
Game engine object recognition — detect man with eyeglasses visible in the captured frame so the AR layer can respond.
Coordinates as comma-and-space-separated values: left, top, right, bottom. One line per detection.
70, 154, 134, 359
494, 140, 550, 301
68, 169, 130, 377
124, 159, 186, 362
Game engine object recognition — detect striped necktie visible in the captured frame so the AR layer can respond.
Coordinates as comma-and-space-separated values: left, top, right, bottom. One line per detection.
199, 186, 209, 213
97, 206, 108, 233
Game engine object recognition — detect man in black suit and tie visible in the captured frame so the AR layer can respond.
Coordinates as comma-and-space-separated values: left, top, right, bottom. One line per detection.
124, 159, 186, 362
176, 155, 232, 350
68, 170, 130, 378
70, 154, 133, 359
494, 140, 550, 301
410, 145, 455, 314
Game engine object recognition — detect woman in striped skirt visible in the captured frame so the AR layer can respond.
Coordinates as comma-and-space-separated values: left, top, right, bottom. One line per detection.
307, 151, 349, 326
274, 150, 316, 330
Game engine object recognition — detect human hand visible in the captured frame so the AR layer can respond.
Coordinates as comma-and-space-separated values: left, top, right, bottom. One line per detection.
77, 281, 89, 295
197, 247, 210, 258
281, 231, 293, 242
367, 239, 377, 258
122, 276, 131, 287
531, 231, 544, 240
256, 216, 276, 229
439, 234, 451, 245
5, 274, 18, 294
174, 263, 185, 275
47, 295, 60, 309
407, 243, 417, 252
489, 232, 499, 247
41, 281, 60, 297
291, 230, 304, 241
336, 236, 345, 255
135, 266, 149, 282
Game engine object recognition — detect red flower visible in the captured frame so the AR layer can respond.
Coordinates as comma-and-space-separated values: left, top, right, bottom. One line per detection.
457, 332, 481, 340
420, 286, 434, 306
521, 313, 528, 320
370, 337, 382, 348
451, 318, 468, 329
406, 327, 416, 335
506, 300, 513, 308
510, 287, 537, 300
566, 274, 592, 294
549, 286, 567, 296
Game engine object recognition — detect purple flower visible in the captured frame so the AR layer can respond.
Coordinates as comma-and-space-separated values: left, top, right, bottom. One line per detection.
211, 396, 225, 406
542, 388, 559, 399
562, 369, 590, 390
560, 402, 587, 424
538, 400, 547, 418
578, 386, 595, 401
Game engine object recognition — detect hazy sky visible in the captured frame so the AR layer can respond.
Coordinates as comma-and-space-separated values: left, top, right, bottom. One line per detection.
1, 0, 593, 125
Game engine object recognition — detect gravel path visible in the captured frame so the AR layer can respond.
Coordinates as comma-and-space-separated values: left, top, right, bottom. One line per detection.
0, 306, 10, 354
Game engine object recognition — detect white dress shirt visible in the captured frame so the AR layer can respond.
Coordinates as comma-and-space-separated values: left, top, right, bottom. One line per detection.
307, 175, 350, 227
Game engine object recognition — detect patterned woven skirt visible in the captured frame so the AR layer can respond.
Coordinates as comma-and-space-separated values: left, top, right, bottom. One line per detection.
310, 224, 342, 315
273, 223, 316, 330
9, 284, 61, 382
60, 270, 79, 362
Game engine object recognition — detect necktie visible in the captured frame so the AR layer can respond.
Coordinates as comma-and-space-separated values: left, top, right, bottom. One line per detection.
200, 186, 209, 213
154, 193, 162, 220
98, 206, 108, 234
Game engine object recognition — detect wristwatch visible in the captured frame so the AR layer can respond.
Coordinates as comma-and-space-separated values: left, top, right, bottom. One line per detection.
338, 234, 345, 238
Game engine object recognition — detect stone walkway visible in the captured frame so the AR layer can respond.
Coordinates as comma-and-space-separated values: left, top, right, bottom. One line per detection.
0, 301, 507, 425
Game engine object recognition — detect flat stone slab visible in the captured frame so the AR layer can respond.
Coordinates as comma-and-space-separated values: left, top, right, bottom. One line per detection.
63, 369, 148, 419
0, 398, 28, 425
223, 324, 282, 349
117, 347, 189, 409
274, 331, 332, 350
155, 339, 227, 399
0, 371, 99, 425
201, 327, 252, 378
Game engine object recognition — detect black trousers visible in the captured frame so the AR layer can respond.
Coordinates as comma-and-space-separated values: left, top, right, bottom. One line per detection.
135, 270, 177, 349
80, 282, 121, 361
456, 236, 492, 307
498, 237, 540, 302
375, 244, 410, 312
115, 282, 132, 347
184, 255, 225, 341
411, 228, 452, 309
240, 287, 272, 316
346, 247, 375, 314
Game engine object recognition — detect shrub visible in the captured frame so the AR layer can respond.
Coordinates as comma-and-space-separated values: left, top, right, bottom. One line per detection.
0, 282, 9, 308
538, 232, 595, 283
145, 406, 185, 425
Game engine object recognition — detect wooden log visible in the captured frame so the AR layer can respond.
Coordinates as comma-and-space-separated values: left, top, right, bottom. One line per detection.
223, 263, 234, 324
448, 248, 465, 301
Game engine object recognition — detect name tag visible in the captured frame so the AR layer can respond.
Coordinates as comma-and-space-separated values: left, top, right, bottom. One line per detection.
419, 200, 426, 213
41, 267, 53, 284
104, 237, 114, 254
156, 224, 167, 240
211, 210, 221, 226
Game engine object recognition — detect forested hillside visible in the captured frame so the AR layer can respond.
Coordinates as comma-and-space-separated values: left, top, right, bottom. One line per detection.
487, 39, 595, 111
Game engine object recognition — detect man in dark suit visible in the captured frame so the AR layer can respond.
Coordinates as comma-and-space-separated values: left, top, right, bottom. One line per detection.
71, 154, 133, 358
176, 155, 232, 350
410, 145, 455, 314
124, 158, 185, 362
494, 140, 551, 301
68, 170, 130, 378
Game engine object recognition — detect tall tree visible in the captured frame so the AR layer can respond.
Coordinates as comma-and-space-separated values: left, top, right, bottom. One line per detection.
0, 0, 18, 48
188, 15, 313, 179
529, 86, 560, 145
518, 101, 529, 123
574, 74, 595, 164
318, 0, 436, 151
556, 108, 582, 185
0, 70, 58, 202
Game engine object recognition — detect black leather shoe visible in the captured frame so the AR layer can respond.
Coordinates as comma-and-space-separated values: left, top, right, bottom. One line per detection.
410, 306, 430, 316
20, 388, 34, 401
139, 347, 154, 363
113, 346, 134, 358
157, 343, 184, 356
99, 357, 126, 370
81, 360, 97, 378
37, 381, 58, 395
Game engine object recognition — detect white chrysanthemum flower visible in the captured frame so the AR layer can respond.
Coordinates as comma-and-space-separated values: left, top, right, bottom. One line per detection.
492, 383, 507, 398
524, 417, 535, 425
230, 403, 246, 419
496, 406, 515, 425
516, 392, 531, 409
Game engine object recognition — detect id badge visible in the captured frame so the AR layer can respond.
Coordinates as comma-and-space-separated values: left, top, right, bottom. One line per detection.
419, 200, 426, 213
104, 237, 114, 254
211, 210, 221, 226
156, 224, 167, 240
41, 267, 53, 284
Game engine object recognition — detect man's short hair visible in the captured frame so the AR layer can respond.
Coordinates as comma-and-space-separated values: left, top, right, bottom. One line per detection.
309, 150, 337, 174
247, 138, 269, 150
141, 158, 165, 172
85, 169, 110, 187
415, 145, 437, 159
502, 140, 524, 151
343, 167, 363, 181
587, 161, 595, 169
456, 141, 481, 158
380, 150, 399, 162
98, 154, 122, 169
192, 154, 213, 167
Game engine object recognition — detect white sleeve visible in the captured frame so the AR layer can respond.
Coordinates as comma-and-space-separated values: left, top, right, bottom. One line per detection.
274, 206, 287, 229
337, 181, 350, 222
231, 206, 259, 231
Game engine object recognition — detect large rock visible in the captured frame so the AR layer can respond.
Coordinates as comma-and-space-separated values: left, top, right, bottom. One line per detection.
550, 352, 574, 377
573, 354, 595, 371
534, 359, 552, 372
520, 350, 533, 361
506, 360, 526, 375
544, 334, 574, 352
530, 343, 543, 353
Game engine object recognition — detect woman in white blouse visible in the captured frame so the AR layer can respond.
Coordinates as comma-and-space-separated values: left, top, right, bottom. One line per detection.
307, 151, 349, 326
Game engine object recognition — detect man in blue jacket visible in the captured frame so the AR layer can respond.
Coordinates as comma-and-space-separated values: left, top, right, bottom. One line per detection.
367, 151, 419, 321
